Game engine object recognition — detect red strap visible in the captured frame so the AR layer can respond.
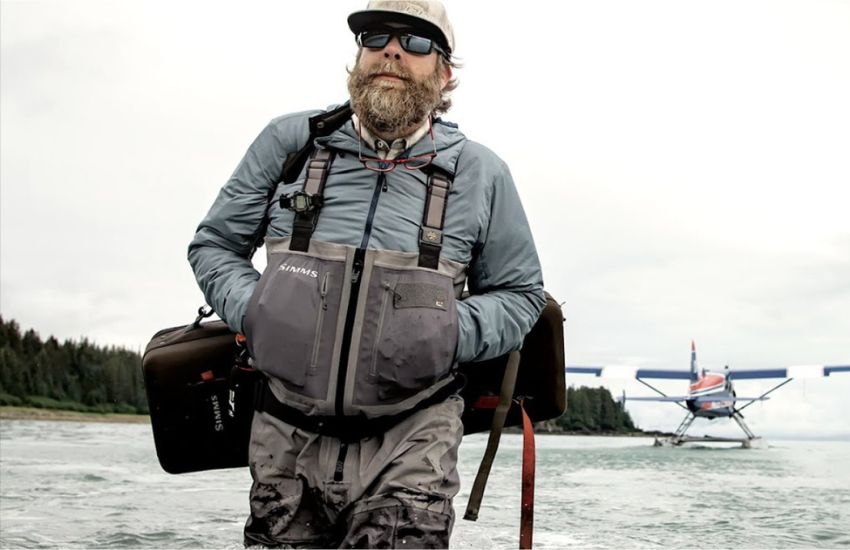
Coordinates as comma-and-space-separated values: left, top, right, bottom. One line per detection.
519, 400, 535, 550
472, 395, 500, 409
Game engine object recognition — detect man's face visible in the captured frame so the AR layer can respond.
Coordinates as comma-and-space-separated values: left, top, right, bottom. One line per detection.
348, 27, 452, 140
356, 32, 450, 89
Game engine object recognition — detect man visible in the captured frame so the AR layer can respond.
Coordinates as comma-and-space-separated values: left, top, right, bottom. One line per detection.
188, 1, 544, 547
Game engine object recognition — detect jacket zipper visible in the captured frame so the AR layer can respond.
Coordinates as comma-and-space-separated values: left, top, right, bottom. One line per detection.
309, 272, 330, 374
335, 173, 386, 416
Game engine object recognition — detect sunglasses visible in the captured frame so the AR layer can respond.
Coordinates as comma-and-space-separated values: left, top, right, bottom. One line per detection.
357, 31, 449, 59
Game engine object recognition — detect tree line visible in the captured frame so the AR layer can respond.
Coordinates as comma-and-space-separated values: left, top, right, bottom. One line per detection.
550, 386, 638, 433
0, 316, 147, 414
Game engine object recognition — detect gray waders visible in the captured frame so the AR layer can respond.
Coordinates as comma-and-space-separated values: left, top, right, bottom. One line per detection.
244, 147, 464, 547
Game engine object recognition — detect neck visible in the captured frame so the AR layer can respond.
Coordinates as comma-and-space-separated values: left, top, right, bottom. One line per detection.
355, 112, 431, 143
365, 118, 427, 143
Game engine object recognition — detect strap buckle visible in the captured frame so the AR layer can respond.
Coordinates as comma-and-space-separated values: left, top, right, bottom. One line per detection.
280, 191, 323, 213
420, 227, 443, 245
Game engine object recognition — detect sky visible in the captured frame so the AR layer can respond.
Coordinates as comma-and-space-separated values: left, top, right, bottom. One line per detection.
1, 0, 848, 438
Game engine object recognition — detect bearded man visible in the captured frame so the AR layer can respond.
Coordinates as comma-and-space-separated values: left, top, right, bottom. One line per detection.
188, 1, 544, 547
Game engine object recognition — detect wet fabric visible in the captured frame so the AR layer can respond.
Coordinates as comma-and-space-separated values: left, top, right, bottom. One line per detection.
244, 394, 464, 548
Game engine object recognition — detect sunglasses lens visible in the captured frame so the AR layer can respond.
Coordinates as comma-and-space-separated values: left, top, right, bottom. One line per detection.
360, 32, 391, 49
400, 34, 433, 54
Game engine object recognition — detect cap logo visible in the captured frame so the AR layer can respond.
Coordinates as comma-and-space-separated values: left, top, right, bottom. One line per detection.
382, 1, 427, 18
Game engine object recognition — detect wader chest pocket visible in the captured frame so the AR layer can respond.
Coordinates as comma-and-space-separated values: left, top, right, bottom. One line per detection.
244, 253, 344, 395
357, 269, 458, 405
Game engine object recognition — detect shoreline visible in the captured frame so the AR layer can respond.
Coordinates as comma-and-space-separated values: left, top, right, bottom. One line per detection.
0, 407, 668, 437
0, 406, 151, 424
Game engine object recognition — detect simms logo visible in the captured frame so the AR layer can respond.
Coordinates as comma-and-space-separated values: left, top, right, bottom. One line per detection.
279, 263, 318, 278
210, 394, 224, 432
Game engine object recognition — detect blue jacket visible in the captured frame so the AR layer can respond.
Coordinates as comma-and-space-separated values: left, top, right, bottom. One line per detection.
189, 108, 544, 364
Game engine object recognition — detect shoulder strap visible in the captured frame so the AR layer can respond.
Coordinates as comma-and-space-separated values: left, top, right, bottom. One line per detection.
280, 103, 352, 184
418, 167, 452, 269
251, 103, 351, 255
287, 148, 335, 252
463, 350, 521, 521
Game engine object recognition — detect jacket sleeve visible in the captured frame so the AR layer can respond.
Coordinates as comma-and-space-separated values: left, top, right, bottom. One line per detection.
187, 116, 306, 333
454, 160, 546, 363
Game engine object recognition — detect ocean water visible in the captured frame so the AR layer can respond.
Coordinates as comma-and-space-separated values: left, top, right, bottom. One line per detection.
1, 419, 848, 549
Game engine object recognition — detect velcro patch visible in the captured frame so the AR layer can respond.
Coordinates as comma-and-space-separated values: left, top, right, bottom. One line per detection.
393, 283, 448, 310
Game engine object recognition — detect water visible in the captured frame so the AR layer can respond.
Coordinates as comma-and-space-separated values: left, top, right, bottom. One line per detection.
1, 420, 849, 549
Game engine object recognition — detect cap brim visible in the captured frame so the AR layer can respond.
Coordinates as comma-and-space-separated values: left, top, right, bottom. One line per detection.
348, 10, 450, 53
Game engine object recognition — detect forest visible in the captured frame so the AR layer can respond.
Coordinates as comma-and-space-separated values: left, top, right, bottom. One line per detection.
0, 316, 639, 432
0, 316, 148, 413
550, 386, 638, 433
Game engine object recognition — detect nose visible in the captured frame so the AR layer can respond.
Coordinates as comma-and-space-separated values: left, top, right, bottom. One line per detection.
382, 36, 403, 60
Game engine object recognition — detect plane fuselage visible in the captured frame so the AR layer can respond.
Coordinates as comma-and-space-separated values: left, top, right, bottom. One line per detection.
686, 371, 736, 418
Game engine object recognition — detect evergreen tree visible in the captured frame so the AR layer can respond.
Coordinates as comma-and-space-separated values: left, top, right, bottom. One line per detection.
0, 316, 147, 414
554, 385, 640, 433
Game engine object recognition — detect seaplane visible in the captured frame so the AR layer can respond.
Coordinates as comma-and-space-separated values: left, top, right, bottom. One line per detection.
566, 342, 850, 447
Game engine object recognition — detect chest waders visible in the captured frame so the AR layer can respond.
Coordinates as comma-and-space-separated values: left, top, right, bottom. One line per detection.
251, 138, 538, 549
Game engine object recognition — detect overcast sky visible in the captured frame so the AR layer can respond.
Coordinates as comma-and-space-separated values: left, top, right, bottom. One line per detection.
2, 0, 848, 437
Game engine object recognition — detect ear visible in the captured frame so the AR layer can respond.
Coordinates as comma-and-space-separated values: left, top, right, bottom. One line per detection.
440, 62, 452, 90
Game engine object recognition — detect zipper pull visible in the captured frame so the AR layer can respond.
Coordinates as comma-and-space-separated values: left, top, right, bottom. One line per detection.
351, 258, 363, 284
320, 273, 330, 310
382, 179, 388, 192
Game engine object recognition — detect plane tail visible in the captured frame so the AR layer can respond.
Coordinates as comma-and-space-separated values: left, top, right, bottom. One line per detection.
690, 340, 698, 383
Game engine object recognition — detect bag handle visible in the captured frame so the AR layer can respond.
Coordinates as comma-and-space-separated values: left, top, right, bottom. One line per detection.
192, 306, 215, 328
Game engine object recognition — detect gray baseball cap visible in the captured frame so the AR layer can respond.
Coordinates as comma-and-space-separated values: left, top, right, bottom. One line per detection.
348, 0, 455, 55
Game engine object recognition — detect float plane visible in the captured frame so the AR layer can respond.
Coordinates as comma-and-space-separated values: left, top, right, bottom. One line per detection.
566, 342, 849, 447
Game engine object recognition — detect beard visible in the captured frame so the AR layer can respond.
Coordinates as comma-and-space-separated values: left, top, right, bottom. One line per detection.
347, 59, 444, 141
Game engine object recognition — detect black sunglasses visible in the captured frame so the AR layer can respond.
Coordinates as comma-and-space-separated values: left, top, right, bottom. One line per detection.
357, 31, 448, 59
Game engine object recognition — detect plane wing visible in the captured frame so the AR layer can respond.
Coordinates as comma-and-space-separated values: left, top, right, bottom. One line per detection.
729, 365, 850, 379
566, 365, 850, 380
624, 396, 689, 402
623, 396, 770, 403
565, 366, 691, 379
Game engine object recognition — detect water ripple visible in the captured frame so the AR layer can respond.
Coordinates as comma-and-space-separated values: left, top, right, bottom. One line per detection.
3, 424, 850, 548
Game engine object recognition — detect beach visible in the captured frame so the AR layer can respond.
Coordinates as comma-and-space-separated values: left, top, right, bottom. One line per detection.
0, 406, 150, 424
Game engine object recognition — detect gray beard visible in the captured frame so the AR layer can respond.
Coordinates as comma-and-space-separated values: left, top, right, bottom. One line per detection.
347, 60, 443, 141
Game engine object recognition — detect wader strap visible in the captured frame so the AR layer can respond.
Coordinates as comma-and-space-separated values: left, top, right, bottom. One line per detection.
254, 375, 462, 442
463, 350, 520, 522
519, 399, 536, 550
289, 148, 335, 252
280, 102, 352, 184
418, 171, 451, 269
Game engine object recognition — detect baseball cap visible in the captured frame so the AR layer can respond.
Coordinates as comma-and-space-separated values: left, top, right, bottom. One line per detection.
348, 0, 455, 55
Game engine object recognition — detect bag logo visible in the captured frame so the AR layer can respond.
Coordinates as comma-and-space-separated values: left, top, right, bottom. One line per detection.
279, 263, 319, 278
210, 394, 224, 432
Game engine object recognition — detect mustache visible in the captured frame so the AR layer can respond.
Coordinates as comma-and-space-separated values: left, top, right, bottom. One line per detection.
367, 63, 411, 81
